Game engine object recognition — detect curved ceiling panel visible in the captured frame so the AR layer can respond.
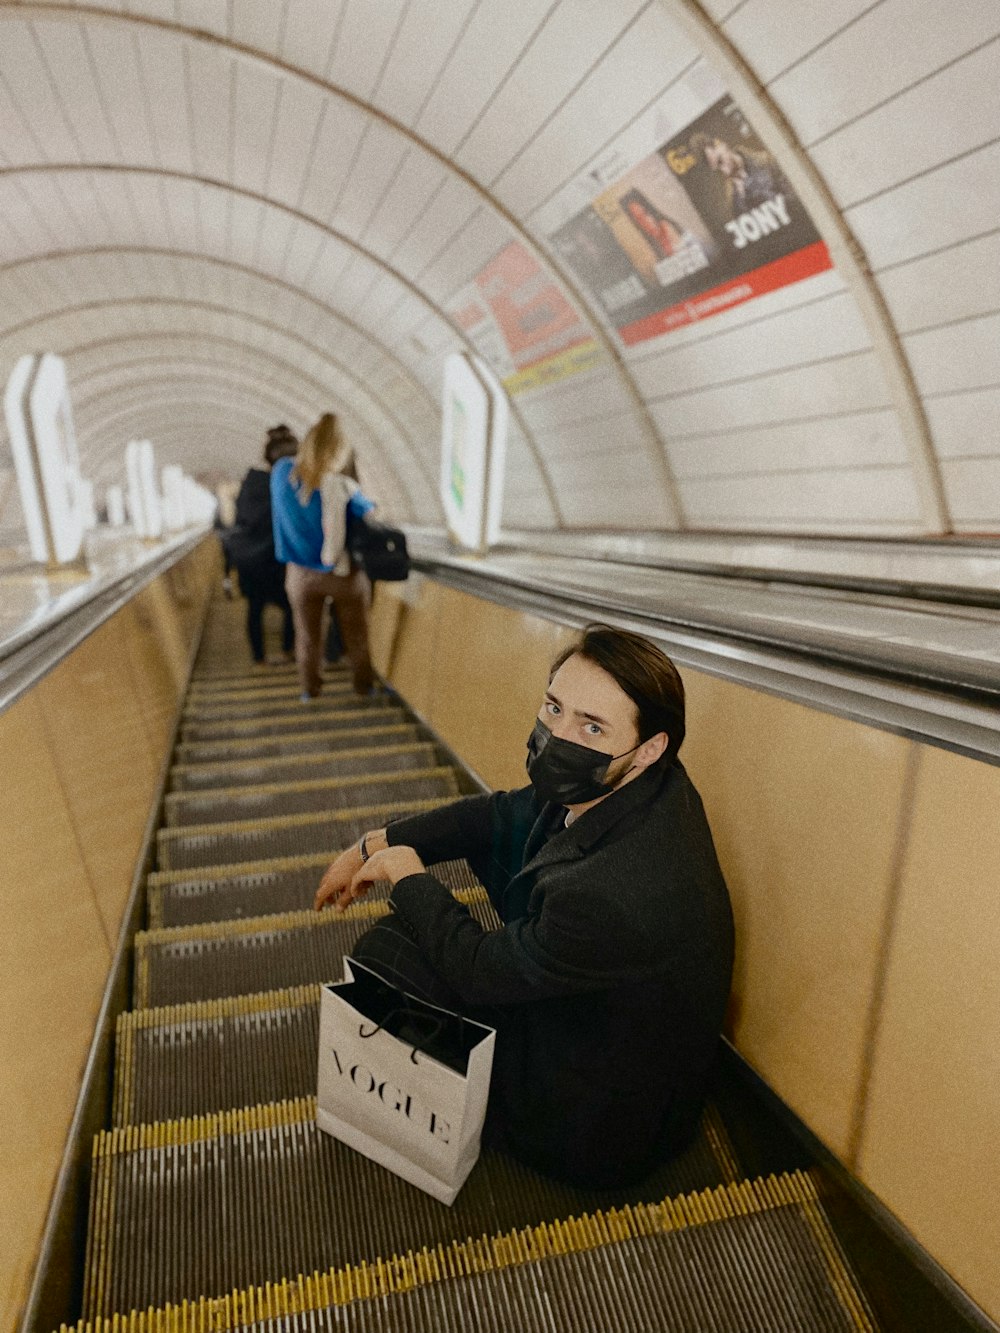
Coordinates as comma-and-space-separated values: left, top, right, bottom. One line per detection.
0, 1, 997, 536
0, 3, 670, 526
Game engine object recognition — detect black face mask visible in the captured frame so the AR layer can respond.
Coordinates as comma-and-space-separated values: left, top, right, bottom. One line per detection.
525, 718, 639, 806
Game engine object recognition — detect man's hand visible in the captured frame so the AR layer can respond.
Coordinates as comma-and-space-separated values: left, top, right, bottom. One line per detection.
314, 835, 425, 913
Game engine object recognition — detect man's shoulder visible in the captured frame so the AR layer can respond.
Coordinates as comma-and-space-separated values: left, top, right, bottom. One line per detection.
581, 763, 711, 860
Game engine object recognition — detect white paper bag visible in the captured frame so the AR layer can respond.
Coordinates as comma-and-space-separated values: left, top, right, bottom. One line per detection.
316, 958, 496, 1205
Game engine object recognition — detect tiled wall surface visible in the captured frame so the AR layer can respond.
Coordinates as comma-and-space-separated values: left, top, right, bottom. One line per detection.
371, 578, 1000, 1323
0, 542, 215, 1333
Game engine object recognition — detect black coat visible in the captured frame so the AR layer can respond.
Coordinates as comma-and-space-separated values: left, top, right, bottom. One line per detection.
386, 762, 734, 1187
225, 468, 283, 578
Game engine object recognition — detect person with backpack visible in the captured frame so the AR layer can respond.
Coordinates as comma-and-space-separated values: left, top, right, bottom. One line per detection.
270, 412, 377, 699
226, 424, 298, 665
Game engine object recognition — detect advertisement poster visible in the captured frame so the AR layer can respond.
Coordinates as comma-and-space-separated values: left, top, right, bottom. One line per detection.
448, 240, 600, 395
548, 92, 832, 346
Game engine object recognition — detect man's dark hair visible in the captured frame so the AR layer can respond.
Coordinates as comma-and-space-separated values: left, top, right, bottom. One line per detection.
550, 623, 686, 760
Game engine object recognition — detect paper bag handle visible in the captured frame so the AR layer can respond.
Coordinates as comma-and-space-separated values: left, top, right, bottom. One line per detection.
358, 1005, 457, 1066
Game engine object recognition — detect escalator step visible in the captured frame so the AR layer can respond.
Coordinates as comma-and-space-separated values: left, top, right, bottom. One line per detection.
163, 766, 458, 827
187, 671, 347, 700
184, 687, 344, 719
182, 684, 358, 723
133, 888, 494, 1008
188, 666, 300, 686
82, 1098, 757, 1323
155, 797, 450, 871
198, 1171, 874, 1333
181, 698, 399, 743
174, 719, 418, 767
168, 741, 437, 793
147, 856, 481, 928
113, 984, 323, 1127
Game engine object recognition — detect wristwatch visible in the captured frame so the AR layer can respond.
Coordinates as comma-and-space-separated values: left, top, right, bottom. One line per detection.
359, 832, 371, 863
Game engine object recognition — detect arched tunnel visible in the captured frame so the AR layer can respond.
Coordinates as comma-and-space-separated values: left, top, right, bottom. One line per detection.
1, 3, 998, 1331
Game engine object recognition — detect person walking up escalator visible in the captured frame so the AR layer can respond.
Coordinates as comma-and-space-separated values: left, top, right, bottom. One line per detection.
270, 412, 377, 699
226, 424, 299, 666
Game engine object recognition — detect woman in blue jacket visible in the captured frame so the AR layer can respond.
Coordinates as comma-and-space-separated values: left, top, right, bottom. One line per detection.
270, 413, 376, 698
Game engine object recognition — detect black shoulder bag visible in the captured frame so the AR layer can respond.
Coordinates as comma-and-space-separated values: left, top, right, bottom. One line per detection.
346, 510, 410, 582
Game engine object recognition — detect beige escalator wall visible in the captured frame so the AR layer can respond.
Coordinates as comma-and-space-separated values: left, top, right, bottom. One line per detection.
371, 578, 1000, 1324
857, 746, 1000, 1321
0, 541, 216, 1333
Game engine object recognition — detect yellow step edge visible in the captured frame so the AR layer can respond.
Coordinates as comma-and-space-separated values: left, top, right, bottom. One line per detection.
147, 849, 344, 888
136, 886, 488, 949
172, 719, 415, 761
113, 986, 324, 1125
187, 681, 326, 699
164, 766, 455, 809
699, 1101, 743, 1186
117, 983, 324, 1034
67, 1170, 868, 1333
180, 702, 398, 737
188, 676, 348, 698
183, 680, 356, 713
156, 796, 449, 846
169, 738, 427, 782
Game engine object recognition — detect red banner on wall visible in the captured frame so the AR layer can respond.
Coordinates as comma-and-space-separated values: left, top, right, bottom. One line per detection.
618, 241, 832, 344
447, 241, 600, 394
547, 90, 833, 347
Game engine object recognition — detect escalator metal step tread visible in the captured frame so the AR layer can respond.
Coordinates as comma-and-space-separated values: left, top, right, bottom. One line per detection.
173, 720, 419, 767
205, 1173, 876, 1333
163, 765, 457, 827
190, 657, 300, 680
134, 888, 494, 1008
83, 1099, 786, 1325
180, 698, 400, 743
189, 667, 301, 686
187, 673, 348, 700
113, 984, 323, 1125
155, 797, 449, 872
124, 865, 482, 1115
168, 741, 436, 793
147, 856, 480, 929
182, 685, 358, 723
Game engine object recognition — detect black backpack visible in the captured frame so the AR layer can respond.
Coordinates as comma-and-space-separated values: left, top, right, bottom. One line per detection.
346, 512, 410, 582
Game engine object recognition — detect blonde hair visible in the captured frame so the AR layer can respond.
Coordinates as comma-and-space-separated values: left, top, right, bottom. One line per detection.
292, 413, 351, 500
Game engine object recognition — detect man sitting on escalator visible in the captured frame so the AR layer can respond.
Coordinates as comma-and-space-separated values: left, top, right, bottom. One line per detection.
314, 623, 734, 1189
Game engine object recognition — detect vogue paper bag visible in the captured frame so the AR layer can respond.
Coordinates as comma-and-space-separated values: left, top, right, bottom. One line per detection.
316, 958, 496, 1204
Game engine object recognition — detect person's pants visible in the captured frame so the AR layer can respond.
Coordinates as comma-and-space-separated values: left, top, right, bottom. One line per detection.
284, 562, 375, 696
324, 605, 344, 665
240, 569, 294, 662
351, 914, 466, 1009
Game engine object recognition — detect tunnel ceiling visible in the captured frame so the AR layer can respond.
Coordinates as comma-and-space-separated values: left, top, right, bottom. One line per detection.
0, 1, 996, 535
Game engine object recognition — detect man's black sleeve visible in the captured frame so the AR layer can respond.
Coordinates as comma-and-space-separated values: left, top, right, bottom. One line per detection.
383, 793, 494, 866
388, 871, 650, 1008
